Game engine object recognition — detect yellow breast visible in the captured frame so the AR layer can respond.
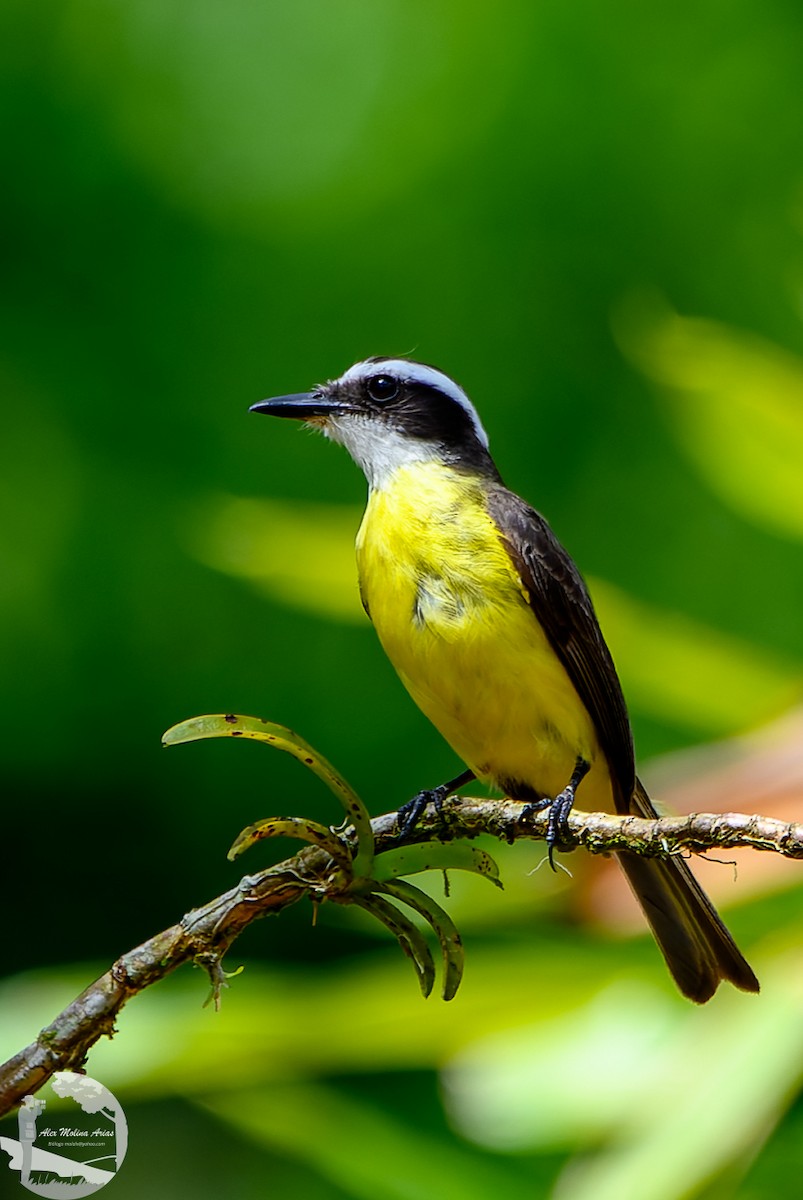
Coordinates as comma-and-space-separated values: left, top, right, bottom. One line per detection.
355, 461, 612, 807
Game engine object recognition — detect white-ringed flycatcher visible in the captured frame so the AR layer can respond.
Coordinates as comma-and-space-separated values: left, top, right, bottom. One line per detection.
251, 357, 758, 1002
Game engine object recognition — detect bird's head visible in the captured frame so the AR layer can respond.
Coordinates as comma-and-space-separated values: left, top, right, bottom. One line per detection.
250, 357, 495, 489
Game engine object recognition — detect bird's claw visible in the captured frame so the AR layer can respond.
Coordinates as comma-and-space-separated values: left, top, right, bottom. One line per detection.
544, 787, 576, 869
395, 768, 475, 842
519, 788, 577, 871
395, 785, 449, 841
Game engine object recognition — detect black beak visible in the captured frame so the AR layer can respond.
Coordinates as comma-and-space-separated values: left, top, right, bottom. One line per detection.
249, 391, 344, 420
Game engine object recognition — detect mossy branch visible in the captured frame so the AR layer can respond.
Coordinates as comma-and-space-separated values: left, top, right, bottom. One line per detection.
1, 796, 800, 1118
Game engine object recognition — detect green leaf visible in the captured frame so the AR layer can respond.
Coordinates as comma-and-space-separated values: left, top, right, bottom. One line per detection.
200, 1080, 521, 1200
374, 840, 503, 888
591, 577, 798, 735
228, 815, 352, 874
162, 714, 374, 876
370, 878, 465, 1001
617, 294, 803, 541
182, 494, 364, 622
349, 893, 436, 998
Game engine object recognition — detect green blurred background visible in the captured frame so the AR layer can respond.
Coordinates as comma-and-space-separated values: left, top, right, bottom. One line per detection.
2, 0, 803, 1196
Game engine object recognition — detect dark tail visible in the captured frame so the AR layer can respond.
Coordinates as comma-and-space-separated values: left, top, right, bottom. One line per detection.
616, 779, 759, 1003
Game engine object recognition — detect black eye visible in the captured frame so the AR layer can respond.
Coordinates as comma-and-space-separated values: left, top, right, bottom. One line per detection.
366, 374, 400, 403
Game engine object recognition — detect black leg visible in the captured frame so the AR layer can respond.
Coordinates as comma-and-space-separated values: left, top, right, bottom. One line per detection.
520, 756, 590, 870
396, 768, 475, 840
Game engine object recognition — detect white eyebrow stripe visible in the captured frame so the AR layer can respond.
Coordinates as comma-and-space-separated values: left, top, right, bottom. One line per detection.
339, 359, 490, 449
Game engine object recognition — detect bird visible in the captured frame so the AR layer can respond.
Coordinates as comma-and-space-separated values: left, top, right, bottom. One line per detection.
250, 356, 759, 1003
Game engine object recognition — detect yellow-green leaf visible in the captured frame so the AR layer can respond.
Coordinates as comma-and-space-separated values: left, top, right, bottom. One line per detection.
182, 493, 363, 622
163, 714, 374, 875
617, 294, 803, 540
228, 815, 352, 873
374, 841, 502, 888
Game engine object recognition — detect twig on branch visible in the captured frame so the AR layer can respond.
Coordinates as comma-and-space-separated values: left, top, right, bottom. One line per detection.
1, 798, 799, 1117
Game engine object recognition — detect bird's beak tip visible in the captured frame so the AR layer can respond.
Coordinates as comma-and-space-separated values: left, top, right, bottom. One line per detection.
249, 392, 317, 418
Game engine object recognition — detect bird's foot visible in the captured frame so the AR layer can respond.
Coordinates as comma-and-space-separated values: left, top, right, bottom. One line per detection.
519, 757, 590, 871
395, 786, 449, 841
395, 768, 475, 841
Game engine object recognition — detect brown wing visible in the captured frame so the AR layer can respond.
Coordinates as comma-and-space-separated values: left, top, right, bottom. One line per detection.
486, 485, 759, 998
486, 483, 635, 811
486, 484, 760, 998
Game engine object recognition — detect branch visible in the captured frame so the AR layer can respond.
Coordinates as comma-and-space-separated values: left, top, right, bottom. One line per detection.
1, 798, 799, 1117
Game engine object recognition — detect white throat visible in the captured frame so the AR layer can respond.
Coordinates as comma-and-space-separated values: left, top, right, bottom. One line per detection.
323, 413, 440, 491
